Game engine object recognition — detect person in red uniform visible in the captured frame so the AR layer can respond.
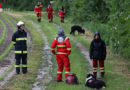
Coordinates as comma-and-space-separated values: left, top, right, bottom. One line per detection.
34, 2, 43, 22
58, 6, 66, 23
51, 28, 71, 82
46, 4, 54, 23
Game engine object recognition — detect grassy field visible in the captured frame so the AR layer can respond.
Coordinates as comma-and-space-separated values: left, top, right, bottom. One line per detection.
25, 14, 90, 90
3, 12, 130, 90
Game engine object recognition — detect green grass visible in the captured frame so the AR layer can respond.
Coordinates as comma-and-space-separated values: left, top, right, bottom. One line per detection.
0, 19, 6, 45
3, 12, 130, 90
51, 14, 130, 90
24, 14, 91, 90
0, 14, 16, 60
3, 15, 44, 90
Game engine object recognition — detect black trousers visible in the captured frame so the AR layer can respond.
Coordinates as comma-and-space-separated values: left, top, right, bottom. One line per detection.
15, 54, 27, 74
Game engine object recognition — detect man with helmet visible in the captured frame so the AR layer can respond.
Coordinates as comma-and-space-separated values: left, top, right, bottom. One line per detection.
51, 28, 71, 82
34, 2, 43, 22
12, 21, 28, 74
89, 32, 106, 78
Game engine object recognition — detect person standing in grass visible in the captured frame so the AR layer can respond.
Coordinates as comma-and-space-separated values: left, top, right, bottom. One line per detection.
46, 4, 54, 23
34, 2, 43, 22
58, 6, 66, 23
12, 21, 28, 75
89, 32, 106, 78
51, 28, 71, 82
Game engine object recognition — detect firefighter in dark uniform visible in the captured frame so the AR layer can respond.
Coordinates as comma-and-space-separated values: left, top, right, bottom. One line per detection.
12, 21, 28, 74
89, 32, 106, 78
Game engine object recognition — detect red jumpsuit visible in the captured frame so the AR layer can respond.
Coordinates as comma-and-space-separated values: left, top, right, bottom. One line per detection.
51, 36, 71, 81
58, 9, 65, 22
34, 6, 42, 17
46, 7, 53, 19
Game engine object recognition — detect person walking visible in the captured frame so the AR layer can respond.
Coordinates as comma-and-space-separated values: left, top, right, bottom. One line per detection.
58, 6, 66, 23
12, 21, 28, 75
89, 32, 106, 78
46, 4, 54, 23
34, 2, 43, 22
51, 28, 71, 82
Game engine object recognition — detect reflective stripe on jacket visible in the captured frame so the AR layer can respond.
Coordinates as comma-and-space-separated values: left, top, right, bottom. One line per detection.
51, 36, 71, 55
12, 30, 27, 52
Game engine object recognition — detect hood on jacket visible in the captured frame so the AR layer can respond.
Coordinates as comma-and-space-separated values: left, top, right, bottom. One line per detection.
94, 32, 101, 40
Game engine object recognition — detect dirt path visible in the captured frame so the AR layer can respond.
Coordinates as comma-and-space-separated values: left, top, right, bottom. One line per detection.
0, 17, 13, 55
52, 23, 93, 73
0, 16, 32, 88
28, 21, 53, 90
0, 22, 4, 39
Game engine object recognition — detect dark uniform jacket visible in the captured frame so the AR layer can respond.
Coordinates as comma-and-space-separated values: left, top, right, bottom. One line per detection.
90, 34, 106, 60
12, 29, 27, 54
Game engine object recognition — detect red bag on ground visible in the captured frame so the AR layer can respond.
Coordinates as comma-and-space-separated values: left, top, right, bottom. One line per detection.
65, 73, 80, 85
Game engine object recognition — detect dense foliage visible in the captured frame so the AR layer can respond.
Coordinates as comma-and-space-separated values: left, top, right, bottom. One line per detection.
53, 0, 130, 59
0, 0, 49, 10
1, 0, 130, 59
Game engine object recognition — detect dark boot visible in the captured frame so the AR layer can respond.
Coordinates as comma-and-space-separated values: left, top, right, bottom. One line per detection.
37, 19, 39, 22
22, 67, 28, 74
51, 18, 53, 23
101, 73, 104, 78
39, 18, 41, 22
16, 67, 20, 75
94, 73, 97, 79
56, 80, 63, 82
62, 20, 64, 23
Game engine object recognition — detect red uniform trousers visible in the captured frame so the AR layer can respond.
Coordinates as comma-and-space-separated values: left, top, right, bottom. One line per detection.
56, 54, 70, 81
93, 60, 105, 74
37, 12, 41, 17
48, 13, 53, 19
59, 15, 64, 21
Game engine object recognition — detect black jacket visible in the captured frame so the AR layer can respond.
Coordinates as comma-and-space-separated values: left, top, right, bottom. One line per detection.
12, 29, 27, 51
89, 37, 106, 60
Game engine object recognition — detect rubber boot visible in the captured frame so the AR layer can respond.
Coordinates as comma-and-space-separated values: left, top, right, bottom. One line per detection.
22, 67, 28, 74
94, 73, 97, 79
101, 73, 104, 78
16, 67, 20, 75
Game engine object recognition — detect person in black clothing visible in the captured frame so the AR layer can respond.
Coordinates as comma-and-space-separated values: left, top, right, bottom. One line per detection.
12, 21, 28, 74
89, 32, 106, 78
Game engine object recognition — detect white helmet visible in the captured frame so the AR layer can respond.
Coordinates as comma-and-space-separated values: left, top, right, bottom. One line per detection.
17, 21, 24, 26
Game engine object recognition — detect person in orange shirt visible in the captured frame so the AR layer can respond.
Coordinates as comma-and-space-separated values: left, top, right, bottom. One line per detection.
46, 4, 54, 23
51, 29, 71, 82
